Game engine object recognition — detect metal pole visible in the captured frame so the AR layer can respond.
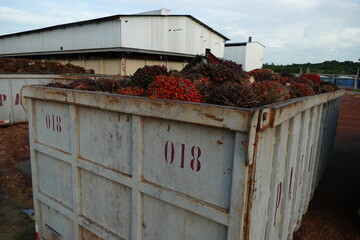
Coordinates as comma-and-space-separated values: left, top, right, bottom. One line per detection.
355, 68, 359, 90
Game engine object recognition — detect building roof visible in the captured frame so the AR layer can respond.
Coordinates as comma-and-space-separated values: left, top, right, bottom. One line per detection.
0, 46, 196, 58
0, 14, 229, 41
225, 41, 265, 48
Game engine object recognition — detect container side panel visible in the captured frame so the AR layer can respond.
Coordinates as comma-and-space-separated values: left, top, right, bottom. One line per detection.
9, 79, 26, 123
298, 108, 316, 219
79, 108, 132, 175
39, 202, 74, 240
302, 106, 320, 213
80, 169, 131, 239
248, 127, 276, 240
292, 109, 311, 230
227, 132, 249, 240
0, 79, 12, 124
37, 152, 73, 209
22, 78, 53, 122
142, 194, 227, 240
279, 114, 301, 240
143, 118, 236, 210
35, 100, 71, 153
265, 121, 290, 240
311, 103, 327, 193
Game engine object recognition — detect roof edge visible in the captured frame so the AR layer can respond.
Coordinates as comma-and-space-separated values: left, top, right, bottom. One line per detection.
225, 41, 265, 47
0, 14, 229, 41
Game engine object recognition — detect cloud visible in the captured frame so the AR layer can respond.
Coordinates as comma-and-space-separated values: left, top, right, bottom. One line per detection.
0, 6, 50, 24
303, 20, 346, 43
274, 0, 324, 10
0, 5, 111, 33
0, 0, 359, 64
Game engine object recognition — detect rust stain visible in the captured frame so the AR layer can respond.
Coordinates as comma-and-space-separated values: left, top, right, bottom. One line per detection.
243, 129, 259, 239
80, 226, 102, 240
105, 95, 120, 105
203, 113, 223, 122
44, 89, 68, 98
243, 154, 256, 240
257, 108, 276, 131
216, 140, 223, 145
151, 101, 163, 107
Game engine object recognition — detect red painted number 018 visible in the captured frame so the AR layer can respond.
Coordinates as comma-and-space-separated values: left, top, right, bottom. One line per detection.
164, 140, 202, 172
45, 113, 62, 133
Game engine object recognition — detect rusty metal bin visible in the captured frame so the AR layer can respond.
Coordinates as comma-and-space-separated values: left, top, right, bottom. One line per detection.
0, 74, 113, 125
0, 74, 58, 125
21, 85, 344, 240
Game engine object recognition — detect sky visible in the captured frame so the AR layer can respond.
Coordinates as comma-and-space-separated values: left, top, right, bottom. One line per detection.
0, 0, 359, 65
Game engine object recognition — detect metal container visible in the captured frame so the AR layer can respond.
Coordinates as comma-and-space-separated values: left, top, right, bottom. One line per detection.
21, 85, 344, 240
0, 74, 113, 125
0, 74, 59, 125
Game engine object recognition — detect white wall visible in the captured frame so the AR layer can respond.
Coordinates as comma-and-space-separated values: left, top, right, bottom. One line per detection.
119, 16, 225, 57
223, 45, 246, 66
0, 20, 121, 54
245, 42, 264, 71
224, 42, 264, 71
57, 58, 187, 75
0, 16, 225, 58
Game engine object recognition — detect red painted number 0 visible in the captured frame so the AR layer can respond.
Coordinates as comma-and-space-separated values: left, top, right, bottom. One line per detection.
46, 114, 62, 133
164, 140, 202, 172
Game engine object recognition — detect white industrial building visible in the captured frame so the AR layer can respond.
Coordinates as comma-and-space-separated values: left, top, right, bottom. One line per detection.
0, 9, 229, 75
224, 38, 265, 71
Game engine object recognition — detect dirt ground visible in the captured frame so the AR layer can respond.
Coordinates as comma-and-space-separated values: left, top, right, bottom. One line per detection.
0, 92, 359, 240
294, 91, 360, 240
0, 124, 34, 240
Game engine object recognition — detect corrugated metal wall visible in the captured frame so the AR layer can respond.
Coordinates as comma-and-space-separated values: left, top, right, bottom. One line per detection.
0, 16, 225, 58
0, 20, 121, 54
224, 42, 264, 71
120, 16, 225, 58
224, 45, 246, 67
